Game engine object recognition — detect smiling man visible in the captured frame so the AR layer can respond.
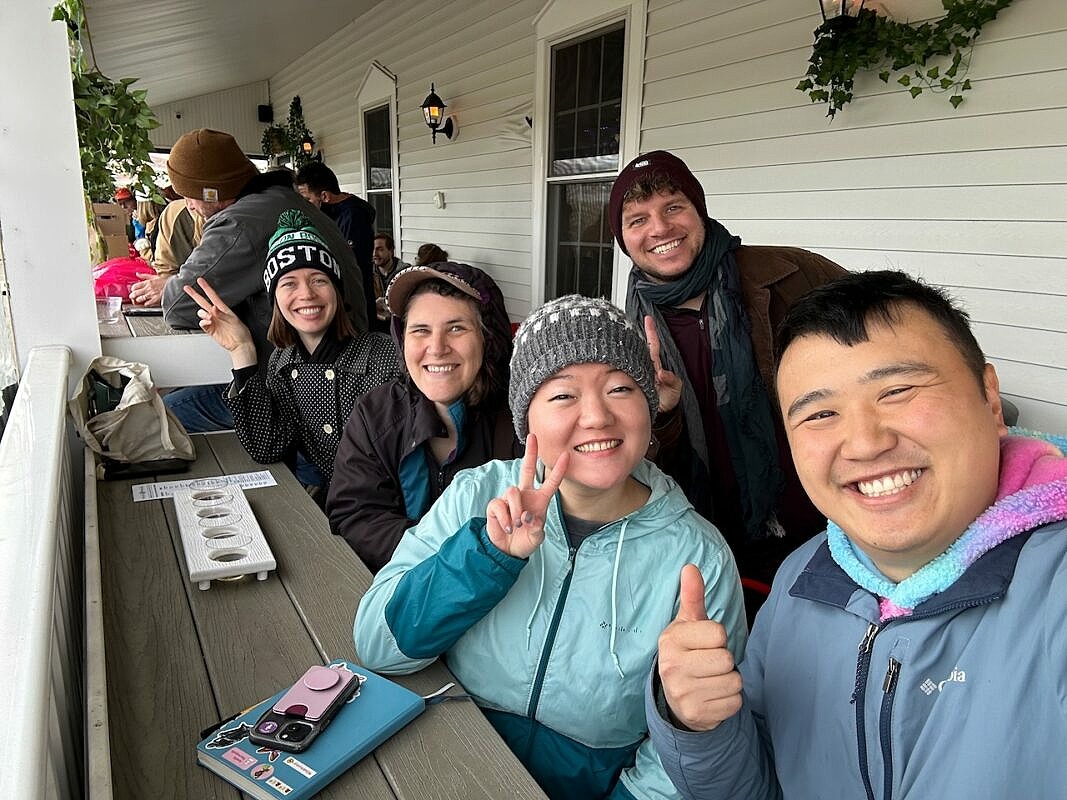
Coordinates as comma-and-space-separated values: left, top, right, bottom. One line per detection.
647, 270, 1067, 799
609, 151, 846, 605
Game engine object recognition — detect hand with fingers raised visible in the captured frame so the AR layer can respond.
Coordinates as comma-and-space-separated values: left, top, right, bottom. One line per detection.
485, 434, 570, 559
657, 564, 744, 731
182, 277, 258, 369
644, 316, 683, 414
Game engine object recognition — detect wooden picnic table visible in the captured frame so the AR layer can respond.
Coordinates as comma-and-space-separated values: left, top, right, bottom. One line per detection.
88, 432, 547, 800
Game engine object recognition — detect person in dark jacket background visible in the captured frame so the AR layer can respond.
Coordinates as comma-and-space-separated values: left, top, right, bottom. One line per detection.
295, 161, 378, 330
327, 262, 517, 571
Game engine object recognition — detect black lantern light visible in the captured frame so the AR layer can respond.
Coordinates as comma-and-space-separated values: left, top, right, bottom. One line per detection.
420, 83, 455, 143
301, 134, 315, 155
819, 0, 866, 23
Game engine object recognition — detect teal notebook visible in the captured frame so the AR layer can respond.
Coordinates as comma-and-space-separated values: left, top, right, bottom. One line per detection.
197, 661, 425, 799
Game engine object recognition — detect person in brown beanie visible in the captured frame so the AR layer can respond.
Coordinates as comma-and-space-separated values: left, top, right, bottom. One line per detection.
609, 149, 847, 617
128, 128, 369, 457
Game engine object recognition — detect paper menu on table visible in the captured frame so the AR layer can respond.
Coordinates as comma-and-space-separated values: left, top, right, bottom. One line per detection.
131, 471, 277, 502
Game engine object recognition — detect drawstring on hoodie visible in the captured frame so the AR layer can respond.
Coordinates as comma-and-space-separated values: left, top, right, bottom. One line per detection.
608, 518, 630, 678
521, 481, 638, 677
526, 550, 547, 647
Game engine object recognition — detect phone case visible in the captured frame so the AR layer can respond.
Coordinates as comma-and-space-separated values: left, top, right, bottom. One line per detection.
248, 664, 361, 753
275, 665, 358, 721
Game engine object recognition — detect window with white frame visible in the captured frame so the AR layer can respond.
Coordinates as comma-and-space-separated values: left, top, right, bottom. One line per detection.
363, 104, 393, 239
545, 24, 625, 300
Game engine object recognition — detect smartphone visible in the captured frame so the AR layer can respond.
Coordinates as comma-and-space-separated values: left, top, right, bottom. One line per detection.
248, 664, 360, 752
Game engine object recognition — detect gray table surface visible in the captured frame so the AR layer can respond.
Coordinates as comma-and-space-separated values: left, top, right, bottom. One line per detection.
93, 432, 547, 799
98, 303, 198, 338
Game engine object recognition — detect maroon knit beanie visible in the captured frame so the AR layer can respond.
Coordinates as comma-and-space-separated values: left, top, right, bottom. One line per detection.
608, 150, 709, 255
167, 129, 259, 202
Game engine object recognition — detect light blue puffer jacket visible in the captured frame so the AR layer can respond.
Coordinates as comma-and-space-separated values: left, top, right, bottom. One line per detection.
648, 518, 1067, 800
355, 457, 746, 800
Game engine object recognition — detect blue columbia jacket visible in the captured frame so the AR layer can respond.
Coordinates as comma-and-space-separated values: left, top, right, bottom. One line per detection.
355, 458, 746, 800
647, 518, 1067, 800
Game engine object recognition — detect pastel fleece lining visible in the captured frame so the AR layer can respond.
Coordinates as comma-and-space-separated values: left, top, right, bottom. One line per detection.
827, 435, 1067, 621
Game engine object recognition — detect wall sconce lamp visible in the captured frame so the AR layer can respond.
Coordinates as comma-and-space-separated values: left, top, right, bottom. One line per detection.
301, 134, 315, 156
819, 0, 866, 22
421, 83, 456, 143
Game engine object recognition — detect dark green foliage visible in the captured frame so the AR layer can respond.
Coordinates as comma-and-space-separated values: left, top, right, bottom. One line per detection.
796, 0, 1014, 119
261, 95, 315, 167
52, 0, 162, 202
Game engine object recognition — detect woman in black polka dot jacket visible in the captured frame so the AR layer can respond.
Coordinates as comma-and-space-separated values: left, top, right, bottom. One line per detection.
183, 210, 397, 489
326, 262, 520, 572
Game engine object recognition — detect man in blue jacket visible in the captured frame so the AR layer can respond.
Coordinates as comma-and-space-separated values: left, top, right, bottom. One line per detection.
647, 270, 1067, 799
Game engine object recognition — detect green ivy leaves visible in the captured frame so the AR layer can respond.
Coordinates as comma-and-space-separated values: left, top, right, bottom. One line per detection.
261, 96, 315, 168
53, 1, 161, 202
797, 0, 1014, 119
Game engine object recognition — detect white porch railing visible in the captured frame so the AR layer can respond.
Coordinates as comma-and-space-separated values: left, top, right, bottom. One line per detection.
0, 346, 82, 799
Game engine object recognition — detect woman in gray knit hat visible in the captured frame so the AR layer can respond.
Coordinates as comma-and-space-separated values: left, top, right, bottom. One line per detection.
354, 294, 746, 800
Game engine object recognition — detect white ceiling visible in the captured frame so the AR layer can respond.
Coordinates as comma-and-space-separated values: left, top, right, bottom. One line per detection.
82, 0, 382, 106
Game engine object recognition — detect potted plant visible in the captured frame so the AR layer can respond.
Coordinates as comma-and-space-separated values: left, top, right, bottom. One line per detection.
53, 0, 162, 262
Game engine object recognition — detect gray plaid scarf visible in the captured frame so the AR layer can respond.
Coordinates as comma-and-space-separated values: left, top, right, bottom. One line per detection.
626, 219, 784, 540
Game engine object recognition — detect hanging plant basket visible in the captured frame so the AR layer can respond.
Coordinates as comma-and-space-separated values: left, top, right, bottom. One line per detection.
261, 124, 292, 157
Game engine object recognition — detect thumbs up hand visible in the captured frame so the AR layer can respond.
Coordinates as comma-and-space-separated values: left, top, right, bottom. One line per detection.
657, 564, 744, 731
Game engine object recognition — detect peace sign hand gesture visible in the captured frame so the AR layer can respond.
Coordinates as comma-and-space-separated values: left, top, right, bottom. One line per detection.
644, 315, 683, 414
485, 434, 570, 559
182, 277, 258, 369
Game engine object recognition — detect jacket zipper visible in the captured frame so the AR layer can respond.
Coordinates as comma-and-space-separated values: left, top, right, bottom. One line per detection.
879, 658, 901, 800
523, 545, 577, 759
853, 622, 879, 800
850, 597, 992, 800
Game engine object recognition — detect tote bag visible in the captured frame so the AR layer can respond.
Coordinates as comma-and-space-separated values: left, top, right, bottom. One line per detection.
69, 356, 196, 467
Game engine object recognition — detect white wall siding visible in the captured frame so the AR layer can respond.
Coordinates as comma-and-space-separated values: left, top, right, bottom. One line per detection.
642, 0, 1067, 433
150, 81, 270, 154
269, 0, 541, 318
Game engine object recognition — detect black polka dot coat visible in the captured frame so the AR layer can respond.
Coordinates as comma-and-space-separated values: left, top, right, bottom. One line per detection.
226, 332, 398, 484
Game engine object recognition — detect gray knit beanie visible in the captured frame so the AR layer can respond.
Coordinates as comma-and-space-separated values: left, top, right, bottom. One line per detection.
509, 295, 658, 440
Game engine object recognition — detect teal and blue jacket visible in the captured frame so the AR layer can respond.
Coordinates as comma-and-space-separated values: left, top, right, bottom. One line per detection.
355, 457, 746, 800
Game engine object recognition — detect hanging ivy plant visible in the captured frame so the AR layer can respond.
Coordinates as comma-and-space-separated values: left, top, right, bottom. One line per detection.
797, 0, 1015, 119
52, 0, 162, 202
261, 123, 292, 158
286, 96, 315, 168
260, 96, 315, 167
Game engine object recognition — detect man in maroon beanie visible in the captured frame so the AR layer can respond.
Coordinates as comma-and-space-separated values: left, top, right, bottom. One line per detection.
609, 150, 846, 610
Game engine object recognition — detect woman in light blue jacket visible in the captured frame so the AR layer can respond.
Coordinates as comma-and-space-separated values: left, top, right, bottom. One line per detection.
355, 296, 746, 800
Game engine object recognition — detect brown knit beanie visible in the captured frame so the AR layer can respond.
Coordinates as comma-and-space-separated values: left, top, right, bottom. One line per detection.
607, 150, 709, 255
167, 129, 259, 202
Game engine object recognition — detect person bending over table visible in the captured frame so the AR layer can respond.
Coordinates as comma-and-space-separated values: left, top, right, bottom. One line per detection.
354, 296, 746, 800
183, 210, 396, 495
327, 262, 516, 571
